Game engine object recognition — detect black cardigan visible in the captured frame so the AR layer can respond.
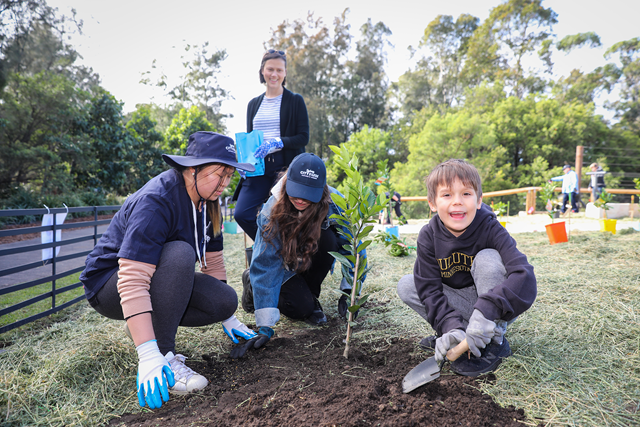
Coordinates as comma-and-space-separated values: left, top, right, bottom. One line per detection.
246, 87, 310, 166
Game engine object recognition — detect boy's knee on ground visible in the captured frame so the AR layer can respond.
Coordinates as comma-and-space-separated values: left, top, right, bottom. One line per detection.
396, 274, 417, 303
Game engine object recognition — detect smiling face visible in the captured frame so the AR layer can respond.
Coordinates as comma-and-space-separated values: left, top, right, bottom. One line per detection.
428, 178, 483, 237
288, 195, 312, 211
261, 58, 287, 92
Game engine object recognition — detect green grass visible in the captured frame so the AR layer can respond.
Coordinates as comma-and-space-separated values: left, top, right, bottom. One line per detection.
1, 229, 639, 426
0, 273, 85, 330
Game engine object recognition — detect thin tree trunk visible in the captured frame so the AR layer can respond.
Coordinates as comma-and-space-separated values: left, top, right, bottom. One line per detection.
343, 253, 360, 358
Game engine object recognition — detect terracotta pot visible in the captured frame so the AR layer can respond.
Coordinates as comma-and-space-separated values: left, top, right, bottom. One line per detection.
545, 221, 568, 245
599, 219, 617, 234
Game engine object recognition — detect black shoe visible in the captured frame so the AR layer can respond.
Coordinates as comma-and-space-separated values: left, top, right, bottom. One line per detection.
305, 298, 327, 326
450, 337, 511, 377
337, 292, 359, 320
241, 269, 254, 313
419, 335, 438, 351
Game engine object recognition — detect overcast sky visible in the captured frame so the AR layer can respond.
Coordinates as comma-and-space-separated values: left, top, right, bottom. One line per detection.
47, 0, 639, 135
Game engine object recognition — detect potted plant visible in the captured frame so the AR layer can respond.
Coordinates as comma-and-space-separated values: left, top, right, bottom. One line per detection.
374, 231, 416, 257
540, 182, 568, 244
594, 190, 616, 234
492, 201, 508, 227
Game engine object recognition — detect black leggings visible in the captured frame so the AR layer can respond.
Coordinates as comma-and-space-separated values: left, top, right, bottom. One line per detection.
278, 227, 338, 320
91, 241, 237, 355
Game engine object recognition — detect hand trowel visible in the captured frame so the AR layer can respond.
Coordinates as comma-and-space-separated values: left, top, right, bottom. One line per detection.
402, 338, 469, 393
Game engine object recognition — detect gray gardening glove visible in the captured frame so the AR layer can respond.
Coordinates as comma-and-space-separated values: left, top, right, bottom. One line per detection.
435, 329, 466, 363
465, 309, 501, 357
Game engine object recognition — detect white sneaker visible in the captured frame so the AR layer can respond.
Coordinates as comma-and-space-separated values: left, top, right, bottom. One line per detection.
165, 352, 208, 394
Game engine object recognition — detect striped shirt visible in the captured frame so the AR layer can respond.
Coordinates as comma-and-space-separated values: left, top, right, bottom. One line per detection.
253, 94, 282, 141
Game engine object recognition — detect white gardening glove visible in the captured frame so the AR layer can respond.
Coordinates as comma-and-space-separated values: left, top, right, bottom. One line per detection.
435, 329, 466, 363
136, 340, 175, 409
253, 138, 283, 159
465, 309, 501, 357
222, 315, 257, 344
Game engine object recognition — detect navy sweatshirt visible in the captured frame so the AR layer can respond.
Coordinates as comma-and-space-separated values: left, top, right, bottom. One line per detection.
414, 203, 537, 335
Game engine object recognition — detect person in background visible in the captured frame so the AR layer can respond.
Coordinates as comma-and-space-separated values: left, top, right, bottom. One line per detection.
550, 164, 579, 213
233, 49, 310, 241
397, 159, 537, 376
587, 162, 606, 203
379, 191, 407, 225
231, 153, 366, 358
80, 132, 257, 409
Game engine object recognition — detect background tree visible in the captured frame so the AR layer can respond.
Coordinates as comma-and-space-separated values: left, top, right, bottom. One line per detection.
163, 105, 216, 155
141, 42, 230, 132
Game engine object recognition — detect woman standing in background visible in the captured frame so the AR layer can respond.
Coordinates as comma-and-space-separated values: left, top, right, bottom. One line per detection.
233, 49, 310, 241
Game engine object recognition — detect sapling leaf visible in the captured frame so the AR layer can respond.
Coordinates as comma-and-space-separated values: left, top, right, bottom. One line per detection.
356, 240, 372, 253
358, 294, 370, 305
330, 193, 348, 210
349, 305, 361, 312
357, 225, 375, 239
329, 252, 353, 269
348, 321, 358, 327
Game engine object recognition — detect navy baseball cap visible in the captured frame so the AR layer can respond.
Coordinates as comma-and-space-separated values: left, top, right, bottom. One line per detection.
163, 131, 255, 172
286, 153, 326, 203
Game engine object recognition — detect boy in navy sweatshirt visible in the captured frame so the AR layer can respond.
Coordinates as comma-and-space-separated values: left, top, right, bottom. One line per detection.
397, 159, 537, 376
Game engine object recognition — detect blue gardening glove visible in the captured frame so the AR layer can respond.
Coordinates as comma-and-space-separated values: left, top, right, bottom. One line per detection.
221, 315, 257, 344
253, 138, 283, 159
435, 329, 466, 363
230, 326, 273, 359
465, 309, 501, 357
136, 340, 175, 409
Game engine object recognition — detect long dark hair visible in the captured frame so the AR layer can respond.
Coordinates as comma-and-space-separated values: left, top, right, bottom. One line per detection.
263, 175, 330, 272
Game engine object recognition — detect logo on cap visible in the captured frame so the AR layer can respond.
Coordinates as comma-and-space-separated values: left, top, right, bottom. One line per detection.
300, 169, 319, 180
226, 144, 236, 154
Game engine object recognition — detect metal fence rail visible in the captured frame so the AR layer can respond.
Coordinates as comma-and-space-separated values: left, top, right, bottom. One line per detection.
0, 206, 120, 334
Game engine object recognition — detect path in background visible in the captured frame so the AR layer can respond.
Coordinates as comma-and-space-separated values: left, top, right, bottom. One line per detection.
0, 225, 108, 289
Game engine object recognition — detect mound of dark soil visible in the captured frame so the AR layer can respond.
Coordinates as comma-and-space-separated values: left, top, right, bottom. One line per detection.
109, 318, 531, 426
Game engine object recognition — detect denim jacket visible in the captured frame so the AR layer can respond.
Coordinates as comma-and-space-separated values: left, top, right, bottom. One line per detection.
251, 181, 367, 328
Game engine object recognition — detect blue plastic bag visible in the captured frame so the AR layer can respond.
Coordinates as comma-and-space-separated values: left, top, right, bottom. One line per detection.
235, 130, 265, 177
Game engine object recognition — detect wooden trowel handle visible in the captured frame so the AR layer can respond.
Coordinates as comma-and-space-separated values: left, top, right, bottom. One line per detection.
446, 338, 469, 362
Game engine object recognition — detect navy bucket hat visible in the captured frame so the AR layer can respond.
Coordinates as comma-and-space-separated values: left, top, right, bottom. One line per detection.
286, 153, 326, 203
162, 131, 255, 172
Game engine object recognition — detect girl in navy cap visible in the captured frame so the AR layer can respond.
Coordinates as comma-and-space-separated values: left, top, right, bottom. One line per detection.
230, 153, 367, 359
233, 49, 310, 241
80, 132, 257, 409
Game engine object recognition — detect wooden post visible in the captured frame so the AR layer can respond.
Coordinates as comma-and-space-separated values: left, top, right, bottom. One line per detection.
576, 145, 584, 188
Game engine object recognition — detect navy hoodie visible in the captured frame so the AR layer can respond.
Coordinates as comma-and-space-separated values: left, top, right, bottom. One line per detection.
414, 203, 537, 335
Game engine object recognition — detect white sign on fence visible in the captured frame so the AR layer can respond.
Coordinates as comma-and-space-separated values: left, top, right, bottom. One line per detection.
41, 212, 68, 261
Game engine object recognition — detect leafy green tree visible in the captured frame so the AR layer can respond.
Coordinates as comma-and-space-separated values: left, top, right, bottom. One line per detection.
163, 105, 216, 155
605, 37, 640, 133
267, 10, 351, 158
0, 70, 83, 197
463, 0, 558, 98
142, 43, 230, 132
125, 105, 166, 189
392, 13, 478, 116
326, 125, 395, 189
74, 91, 137, 194
331, 19, 392, 141
392, 110, 508, 218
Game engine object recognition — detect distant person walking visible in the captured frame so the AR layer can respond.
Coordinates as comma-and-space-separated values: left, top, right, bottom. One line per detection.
587, 162, 606, 202
550, 164, 579, 213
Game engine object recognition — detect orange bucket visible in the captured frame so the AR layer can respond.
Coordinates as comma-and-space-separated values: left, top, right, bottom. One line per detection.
545, 222, 568, 245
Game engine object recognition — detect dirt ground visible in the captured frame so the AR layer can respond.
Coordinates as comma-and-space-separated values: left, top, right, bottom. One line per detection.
108, 317, 533, 427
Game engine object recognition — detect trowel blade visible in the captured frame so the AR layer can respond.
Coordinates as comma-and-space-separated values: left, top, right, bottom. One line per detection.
402, 356, 441, 393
